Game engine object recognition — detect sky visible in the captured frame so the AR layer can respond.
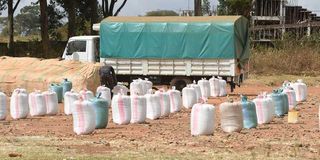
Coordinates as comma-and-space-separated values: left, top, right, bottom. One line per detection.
1, 0, 319, 17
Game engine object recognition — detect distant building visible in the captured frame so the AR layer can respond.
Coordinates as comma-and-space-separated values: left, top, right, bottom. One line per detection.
251, 0, 320, 41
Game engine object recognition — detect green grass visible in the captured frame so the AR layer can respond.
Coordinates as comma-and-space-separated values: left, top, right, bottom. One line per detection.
0, 35, 41, 43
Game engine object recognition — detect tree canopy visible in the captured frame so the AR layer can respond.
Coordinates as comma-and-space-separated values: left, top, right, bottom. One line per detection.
145, 10, 179, 16
15, 4, 40, 36
218, 0, 252, 18
202, 0, 211, 16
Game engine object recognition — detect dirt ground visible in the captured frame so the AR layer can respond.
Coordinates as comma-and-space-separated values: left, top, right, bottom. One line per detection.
0, 75, 319, 160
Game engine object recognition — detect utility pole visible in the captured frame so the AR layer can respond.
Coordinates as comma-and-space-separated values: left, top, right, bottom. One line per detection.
7, 0, 14, 56
194, 0, 202, 16
40, 0, 49, 58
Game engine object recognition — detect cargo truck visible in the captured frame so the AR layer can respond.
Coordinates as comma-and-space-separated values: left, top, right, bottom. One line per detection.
62, 16, 250, 91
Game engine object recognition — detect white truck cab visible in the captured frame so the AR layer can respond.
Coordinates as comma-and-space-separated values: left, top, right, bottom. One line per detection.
62, 36, 100, 63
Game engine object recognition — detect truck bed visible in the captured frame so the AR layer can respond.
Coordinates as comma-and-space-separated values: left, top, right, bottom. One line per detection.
102, 58, 237, 77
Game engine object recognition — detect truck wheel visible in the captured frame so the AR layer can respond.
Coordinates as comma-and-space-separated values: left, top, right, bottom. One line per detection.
170, 77, 192, 91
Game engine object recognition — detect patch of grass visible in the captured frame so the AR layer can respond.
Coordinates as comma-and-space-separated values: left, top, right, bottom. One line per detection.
0, 35, 41, 43
250, 47, 320, 76
246, 75, 320, 87
0, 136, 314, 160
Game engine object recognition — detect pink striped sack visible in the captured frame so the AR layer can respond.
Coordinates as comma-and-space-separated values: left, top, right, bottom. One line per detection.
28, 91, 46, 117
43, 90, 59, 115
79, 89, 94, 100
209, 76, 220, 97
130, 95, 146, 123
72, 99, 96, 135
130, 80, 144, 96
0, 92, 6, 120
218, 77, 227, 97
190, 81, 202, 103
182, 85, 197, 109
283, 87, 297, 109
253, 94, 275, 124
167, 87, 182, 113
291, 79, 307, 102
191, 103, 215, 136
155, 90, 170, 117
10, 88, 29, 119
112, 94, 131, 125
96, 85, 111, 104
198, 78, 211, 99
64, 90, 80, 115
146, 93, 161, 120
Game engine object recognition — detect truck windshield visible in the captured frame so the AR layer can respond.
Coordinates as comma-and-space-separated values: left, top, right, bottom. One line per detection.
66, 40, 86, 55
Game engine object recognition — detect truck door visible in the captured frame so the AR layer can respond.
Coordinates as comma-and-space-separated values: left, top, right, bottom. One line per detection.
64, 40, 88, 62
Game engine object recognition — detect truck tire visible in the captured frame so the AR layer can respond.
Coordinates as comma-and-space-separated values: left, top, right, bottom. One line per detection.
99, 65, 117, 90
170, 77, 192, 91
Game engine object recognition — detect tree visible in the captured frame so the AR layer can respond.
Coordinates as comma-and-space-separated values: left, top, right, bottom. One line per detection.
145, 10, 179, 16
102, 0, 128, 17
218, 0, 252, 18
47, 0, 64, 39
15, 4, 40, 36
55, 0, 76, 38
89, 0, 98, 34
194, 0, 202, 16
39, 0, 49, 58
202, 0, 211, 16
7, 0, 21, 56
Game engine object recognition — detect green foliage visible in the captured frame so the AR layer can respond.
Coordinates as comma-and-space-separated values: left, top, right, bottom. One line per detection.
0, 17, 19, 37
202, 0, 211, 16
53, 0, 102, 37
0, 17, 6, 25
145, 10, 179, 16
1, 3, 44, 37
47, 0, 65, 40
218, 0, 252, 18
15, 4, 40, 36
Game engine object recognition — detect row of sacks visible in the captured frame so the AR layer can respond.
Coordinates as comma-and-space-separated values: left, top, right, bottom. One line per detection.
64, 86, 111, 115
0, 88, 60, 120
191, 95, 276, 135
112, 87, 182, 124
283, 79, 308, 102
191, 79, 308, 136
197, 76, 227, 99
0, 86, 109, 120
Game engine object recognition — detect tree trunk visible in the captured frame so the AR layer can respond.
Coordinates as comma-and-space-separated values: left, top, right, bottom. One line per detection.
7, 0, 14, 56
66, 1, 76, 38
102, 0, 109, 17
90, 0, 98, 35
40, 0, 49, 58
194, 0, 202, 16
109, 0, 115, 16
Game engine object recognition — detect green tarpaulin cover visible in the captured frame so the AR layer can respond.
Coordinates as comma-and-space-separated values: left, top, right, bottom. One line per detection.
100, 16, 250, 66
